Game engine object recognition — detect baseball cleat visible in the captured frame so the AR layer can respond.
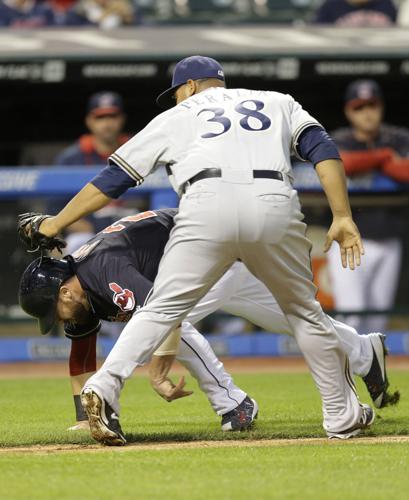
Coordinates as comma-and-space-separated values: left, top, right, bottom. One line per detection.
363, 333, 400, 409
67, 420, 90, 432
328, 403, 375, 440
80, 388, 126, 446
221, 396, 259, 432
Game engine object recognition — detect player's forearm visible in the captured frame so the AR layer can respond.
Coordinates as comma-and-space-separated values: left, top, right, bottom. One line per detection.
149, 328, 189, 400
153, 327, 181, 356
149, 354, 176, 385
45, 183, 112, 235
150, 325, 185, 381
315, 159, 352, 218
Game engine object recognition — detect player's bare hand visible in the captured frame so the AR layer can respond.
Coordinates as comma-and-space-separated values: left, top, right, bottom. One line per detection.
151, 376, 193, 402
324, 216, 364, 270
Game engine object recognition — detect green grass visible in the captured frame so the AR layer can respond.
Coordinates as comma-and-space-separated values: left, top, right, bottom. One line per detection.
1, 444, 409, 499
0, 370, 408, 499
1, 372, 407, 446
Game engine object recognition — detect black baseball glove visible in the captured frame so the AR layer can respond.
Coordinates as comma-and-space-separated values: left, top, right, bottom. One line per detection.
17, 212, 66, 253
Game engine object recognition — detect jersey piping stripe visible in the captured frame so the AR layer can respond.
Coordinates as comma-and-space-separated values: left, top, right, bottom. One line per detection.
344, 358, 359, 399
109, 153, 144, 185
181, 337, 241, 408
292, 122, 324, 161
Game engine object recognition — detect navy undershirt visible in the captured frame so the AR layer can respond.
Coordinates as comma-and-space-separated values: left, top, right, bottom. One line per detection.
296, 125, 341, 166
91, 162, 136, 199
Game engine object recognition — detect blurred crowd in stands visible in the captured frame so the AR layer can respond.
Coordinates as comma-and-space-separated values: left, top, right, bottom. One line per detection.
1, 0, 409, 28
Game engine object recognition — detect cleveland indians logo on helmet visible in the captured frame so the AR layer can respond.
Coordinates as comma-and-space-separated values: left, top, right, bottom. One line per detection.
109, 282, 136, 312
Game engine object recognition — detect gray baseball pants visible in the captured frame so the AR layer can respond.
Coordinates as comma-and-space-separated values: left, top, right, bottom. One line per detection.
85, 175, 363, 435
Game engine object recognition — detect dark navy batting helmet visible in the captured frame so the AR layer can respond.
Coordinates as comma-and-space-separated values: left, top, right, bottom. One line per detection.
18, 257, 74, 335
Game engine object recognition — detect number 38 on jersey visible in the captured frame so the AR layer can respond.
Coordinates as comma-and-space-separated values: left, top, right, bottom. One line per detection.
197, 99, 272, 139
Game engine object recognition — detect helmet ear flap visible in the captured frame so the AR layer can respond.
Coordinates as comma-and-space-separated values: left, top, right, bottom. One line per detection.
18, 257, 74, 335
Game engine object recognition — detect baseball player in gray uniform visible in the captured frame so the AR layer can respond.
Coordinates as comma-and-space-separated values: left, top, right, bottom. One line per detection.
29, 56, 374, 445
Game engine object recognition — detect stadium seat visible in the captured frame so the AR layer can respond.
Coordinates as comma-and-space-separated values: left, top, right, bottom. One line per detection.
134, 0, 174, 21
251, 0, 317, 23
172, 0, 241, 22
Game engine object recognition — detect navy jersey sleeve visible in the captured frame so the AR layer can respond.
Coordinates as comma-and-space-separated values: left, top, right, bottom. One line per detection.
64, 315, 101, 341
296, 126, 341, 166
90, 163, 136, 199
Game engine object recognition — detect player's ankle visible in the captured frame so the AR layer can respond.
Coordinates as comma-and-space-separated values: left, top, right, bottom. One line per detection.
73, 394, 88, 422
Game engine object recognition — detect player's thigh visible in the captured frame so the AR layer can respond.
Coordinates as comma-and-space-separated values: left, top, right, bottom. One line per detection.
146, 228, 235, 316
235, 190, 320, 316
186, 262, 245, 325
239, 217, 326, 321
221, 272, 292, 335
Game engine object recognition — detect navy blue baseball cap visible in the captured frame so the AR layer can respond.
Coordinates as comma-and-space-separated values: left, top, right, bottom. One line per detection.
156, 55, 225, 109
87, 91, 124, 117
345, 80, 383, 109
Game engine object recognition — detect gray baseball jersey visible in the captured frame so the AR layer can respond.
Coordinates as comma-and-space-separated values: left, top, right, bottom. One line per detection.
110, 88, 321, 193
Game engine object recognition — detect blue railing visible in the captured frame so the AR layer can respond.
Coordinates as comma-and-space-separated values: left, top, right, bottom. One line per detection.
1, 330, 409, 363
0, 166, 179, 208
0, 164, 407, 209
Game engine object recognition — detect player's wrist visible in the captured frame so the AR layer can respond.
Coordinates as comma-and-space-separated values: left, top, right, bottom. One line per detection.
39, 216, 60, 237
331, 208, 353, 220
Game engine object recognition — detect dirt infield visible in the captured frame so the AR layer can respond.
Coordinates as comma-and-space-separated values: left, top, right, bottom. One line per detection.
0, 356, 408, 379
1, 436, 409, 455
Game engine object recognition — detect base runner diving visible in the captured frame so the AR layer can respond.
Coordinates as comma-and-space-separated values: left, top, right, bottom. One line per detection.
19, 209, 399, 433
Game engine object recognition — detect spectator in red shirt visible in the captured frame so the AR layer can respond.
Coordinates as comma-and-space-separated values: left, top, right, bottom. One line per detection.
56, 92, 129, 167
328, 80, 409, 333
54, 91, 130, 255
